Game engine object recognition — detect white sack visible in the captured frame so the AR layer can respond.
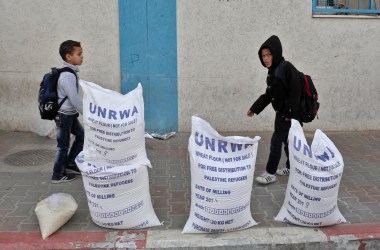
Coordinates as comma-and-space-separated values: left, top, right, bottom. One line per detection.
80, 80, 150, 166
182, 116, 260, 233
76, 152, 161, 229
29, 119, 56, 139
35, 193, 78, 239
275, 120, 346, 226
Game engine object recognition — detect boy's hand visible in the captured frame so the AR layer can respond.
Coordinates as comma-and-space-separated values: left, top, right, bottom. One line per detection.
247, 110, 254, 117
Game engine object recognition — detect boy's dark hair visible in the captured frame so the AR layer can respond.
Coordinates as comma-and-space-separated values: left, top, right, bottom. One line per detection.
59, 40, 81, 61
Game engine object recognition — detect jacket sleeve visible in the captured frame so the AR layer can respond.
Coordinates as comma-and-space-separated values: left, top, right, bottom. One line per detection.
59, 72, 83, 114
250, 90, 271, 115
283, 63, 302, 119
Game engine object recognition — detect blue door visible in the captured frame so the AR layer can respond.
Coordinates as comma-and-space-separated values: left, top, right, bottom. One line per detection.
119, 0, 178, 133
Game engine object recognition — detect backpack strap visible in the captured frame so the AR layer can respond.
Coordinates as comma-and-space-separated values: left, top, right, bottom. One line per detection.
57, 97, 68, 110
56, 67, 78, 110
59, 67, 78, 81
274, 60, 287, 85
274, 61, 305, 90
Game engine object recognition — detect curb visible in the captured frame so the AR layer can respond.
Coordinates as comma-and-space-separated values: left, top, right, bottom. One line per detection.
0, 231, 147, 250
1, 224, 380, 249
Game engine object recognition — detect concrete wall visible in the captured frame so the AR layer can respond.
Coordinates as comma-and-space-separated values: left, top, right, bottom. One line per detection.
1, 0, 379, 133
177, 0, 380, 132
0, 0, 120, 133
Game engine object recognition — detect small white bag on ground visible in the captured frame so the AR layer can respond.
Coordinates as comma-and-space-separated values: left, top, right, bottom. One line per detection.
29, 119, 56, 139
183, 116, 261, 233
76, 152, 161, 229
35, 193, 78, 239
275, 120, 346, 226
80, 80, 150, 167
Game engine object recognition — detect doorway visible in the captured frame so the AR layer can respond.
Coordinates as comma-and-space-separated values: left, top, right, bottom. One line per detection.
119, 0, 178, 133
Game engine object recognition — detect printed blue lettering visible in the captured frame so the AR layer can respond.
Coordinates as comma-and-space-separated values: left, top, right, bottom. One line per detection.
205, 137, 215, 151
204, 202, 249, 215
131, 106, 138, 116
89, 102, 96, 114
91, 200, 143, 218
98, 106, 107, 118
108, 109, 117, 120
119, 109, 130, 119
231, 143, 243, 152
327, 146, 335, 158
218, 140, 228, 153
303, 145, 312, 158
195, 132, 203, 146
293, 136, 301, 151
195, 132, 255, 153
316, 151, 330, 162
192, 222, 210, 232
88, 103, 138, 120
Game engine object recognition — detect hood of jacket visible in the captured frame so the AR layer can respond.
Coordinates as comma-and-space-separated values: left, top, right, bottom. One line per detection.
258, 35, 284, 69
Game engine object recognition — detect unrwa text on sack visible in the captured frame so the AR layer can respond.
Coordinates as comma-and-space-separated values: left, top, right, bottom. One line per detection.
194, 132, 254, 153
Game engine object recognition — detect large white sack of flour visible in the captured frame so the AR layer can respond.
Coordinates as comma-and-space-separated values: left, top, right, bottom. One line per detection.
182, 116, 261, 233
80, 80, 150, 166
75, 152, 161, 229
275, 120, 346, 226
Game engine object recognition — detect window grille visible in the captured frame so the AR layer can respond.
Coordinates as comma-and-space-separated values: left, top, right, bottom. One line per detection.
313, 0, 380, 14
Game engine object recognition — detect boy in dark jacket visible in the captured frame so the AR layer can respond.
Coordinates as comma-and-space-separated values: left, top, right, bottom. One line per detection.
247, 35, 302, 184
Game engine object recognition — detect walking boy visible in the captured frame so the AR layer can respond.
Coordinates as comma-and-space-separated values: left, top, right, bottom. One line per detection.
247, 35, 302, 184
52, 40, 84, 184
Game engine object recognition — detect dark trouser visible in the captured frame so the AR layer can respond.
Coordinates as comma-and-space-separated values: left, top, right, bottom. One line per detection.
266, 113, 291, 175
53, 113, 84, 178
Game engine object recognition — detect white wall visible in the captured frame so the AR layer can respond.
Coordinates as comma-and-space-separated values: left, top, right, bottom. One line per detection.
1, 0, 379, 133
0, 0, 120, 133
177, 0, 380, 131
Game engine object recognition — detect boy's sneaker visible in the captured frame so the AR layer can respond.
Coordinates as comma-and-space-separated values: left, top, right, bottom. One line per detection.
51, 173, 77, 184
276, 167, 290, 176
66, 164, 81, 175
256, 172, 276, 184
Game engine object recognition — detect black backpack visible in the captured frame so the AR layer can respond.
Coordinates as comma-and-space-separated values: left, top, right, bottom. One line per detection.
38, 67, 77, 120
298, 73, 319, 123
275, 61, 320, 123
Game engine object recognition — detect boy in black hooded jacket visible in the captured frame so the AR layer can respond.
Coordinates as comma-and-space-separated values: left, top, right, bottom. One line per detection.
247, 35, 302, 184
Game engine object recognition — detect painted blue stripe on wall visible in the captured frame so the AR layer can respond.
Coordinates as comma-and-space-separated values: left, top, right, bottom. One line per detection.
119, 0, 178, 132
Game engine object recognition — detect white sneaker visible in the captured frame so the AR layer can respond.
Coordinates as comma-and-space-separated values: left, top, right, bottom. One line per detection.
256, 172, 276, 184
276, 167, 290, 176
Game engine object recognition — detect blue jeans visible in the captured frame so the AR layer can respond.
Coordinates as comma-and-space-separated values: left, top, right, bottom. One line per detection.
265, 129, 290, 175
53, 113, 84, 178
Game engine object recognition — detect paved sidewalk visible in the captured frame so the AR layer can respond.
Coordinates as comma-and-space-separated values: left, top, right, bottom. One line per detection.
0, 129, 380, 249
